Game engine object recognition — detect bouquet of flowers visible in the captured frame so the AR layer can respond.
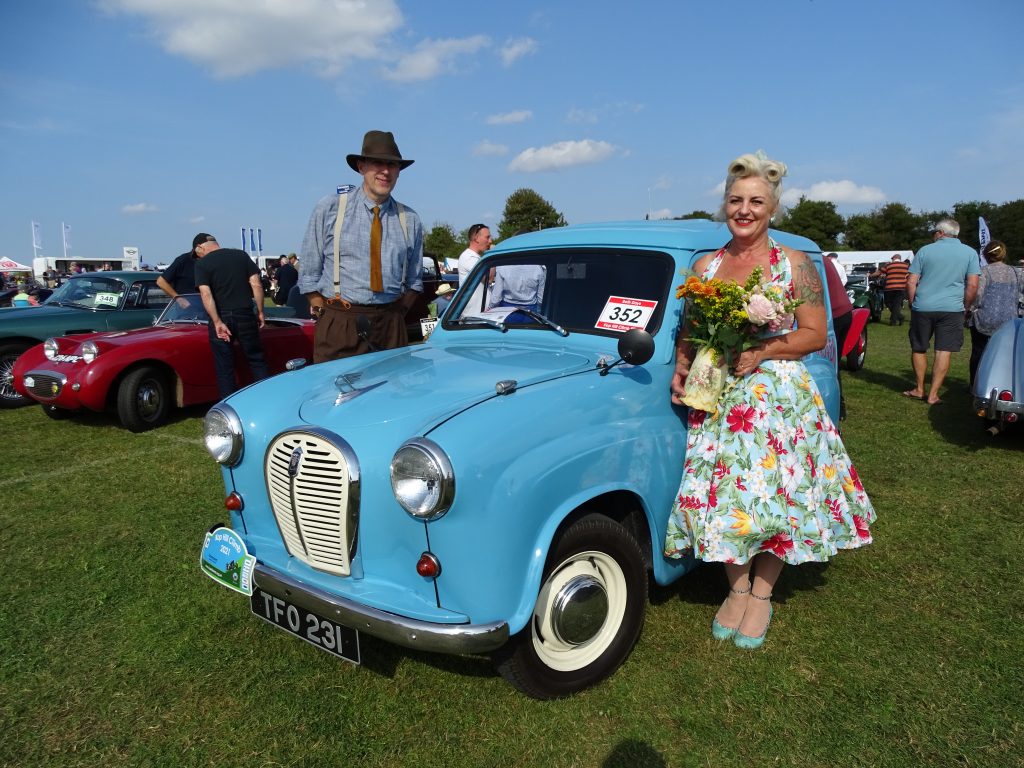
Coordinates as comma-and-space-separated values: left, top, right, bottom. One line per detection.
677, 266, 801, 411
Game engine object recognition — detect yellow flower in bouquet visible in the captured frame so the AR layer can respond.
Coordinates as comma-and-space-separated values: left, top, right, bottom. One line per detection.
677, 266, 801, 411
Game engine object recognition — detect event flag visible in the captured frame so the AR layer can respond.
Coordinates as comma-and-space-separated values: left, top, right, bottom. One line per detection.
249, 228, 255, 252
978, 216, 990, 271
62, 222, 72, 257
257, 228, 263, 254
241, 227, 246, 251
31, 221, 42, 250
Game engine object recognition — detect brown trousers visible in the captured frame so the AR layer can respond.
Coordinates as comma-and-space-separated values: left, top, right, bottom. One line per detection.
313, 302, 408, 362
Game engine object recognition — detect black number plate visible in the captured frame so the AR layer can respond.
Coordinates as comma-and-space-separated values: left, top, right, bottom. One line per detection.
250, 587, 361, 664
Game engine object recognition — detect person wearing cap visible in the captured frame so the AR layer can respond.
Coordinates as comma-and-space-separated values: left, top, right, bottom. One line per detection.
157, 234, 210, 308
870, 254, 911, 325
193, 234, 270, 398
298, 130, 424, 362
432, 283, 455, 317
904, 218, 980, 404
457, 224, 494, 314
12, 282, 38, 307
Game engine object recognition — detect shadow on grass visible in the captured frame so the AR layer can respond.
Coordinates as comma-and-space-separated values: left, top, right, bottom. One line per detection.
23, 400, 209, 432
602, 739, 668, 767
359, 639, 498, 683
650, 560, 830, 610
854, 363, 1023, 451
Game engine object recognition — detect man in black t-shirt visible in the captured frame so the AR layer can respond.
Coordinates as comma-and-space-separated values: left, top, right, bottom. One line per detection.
193, 234, 269, 398
157, 234, 209, 305
273, 254, 298, 305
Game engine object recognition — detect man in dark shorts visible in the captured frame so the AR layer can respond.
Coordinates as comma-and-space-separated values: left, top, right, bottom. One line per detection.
193, 234, 270, 398
905, 219, 980, 405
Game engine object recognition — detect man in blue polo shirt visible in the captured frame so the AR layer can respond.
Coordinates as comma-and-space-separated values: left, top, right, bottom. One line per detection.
904, 218, 980, 405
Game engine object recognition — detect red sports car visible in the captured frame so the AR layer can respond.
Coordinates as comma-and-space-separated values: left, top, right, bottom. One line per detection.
13, 294, 316, 431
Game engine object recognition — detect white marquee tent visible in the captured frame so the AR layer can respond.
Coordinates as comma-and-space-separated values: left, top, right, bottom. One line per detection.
0, 257, 32, 272
833, 251, 914, 270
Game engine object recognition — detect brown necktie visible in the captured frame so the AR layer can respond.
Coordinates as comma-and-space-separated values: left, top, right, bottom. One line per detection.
370, 205, 383, 292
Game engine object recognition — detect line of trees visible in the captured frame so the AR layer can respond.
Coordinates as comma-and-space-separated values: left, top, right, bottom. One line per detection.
424, 188, 567, 262
426, 189, 1024, 265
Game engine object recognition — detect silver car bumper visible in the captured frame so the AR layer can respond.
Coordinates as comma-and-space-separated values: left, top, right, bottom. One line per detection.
254, 563, 510, 655
975, 389, 1024, 420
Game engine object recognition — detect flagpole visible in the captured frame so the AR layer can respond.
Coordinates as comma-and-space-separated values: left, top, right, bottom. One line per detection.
31, 221, 42, 260
62, 222, 68, 260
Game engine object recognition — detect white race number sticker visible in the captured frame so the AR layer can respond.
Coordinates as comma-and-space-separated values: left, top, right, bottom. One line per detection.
595, 296, 657, 332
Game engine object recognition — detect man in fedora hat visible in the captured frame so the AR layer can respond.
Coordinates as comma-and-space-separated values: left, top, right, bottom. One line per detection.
298, 130, 424, 362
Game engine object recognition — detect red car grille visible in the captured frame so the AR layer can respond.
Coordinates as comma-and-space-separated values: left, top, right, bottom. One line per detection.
26, 373, 65, 400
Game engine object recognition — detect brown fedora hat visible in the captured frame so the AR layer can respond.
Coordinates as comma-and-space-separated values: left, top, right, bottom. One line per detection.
346, 130, 414, 172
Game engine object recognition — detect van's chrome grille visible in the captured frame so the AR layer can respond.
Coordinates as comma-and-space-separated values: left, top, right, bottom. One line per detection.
264, 430, 359, 576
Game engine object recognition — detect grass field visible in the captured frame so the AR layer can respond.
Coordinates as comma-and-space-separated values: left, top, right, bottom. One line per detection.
1, 323, 1021, 768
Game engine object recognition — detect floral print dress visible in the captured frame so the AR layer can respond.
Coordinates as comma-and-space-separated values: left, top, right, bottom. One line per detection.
664, 244, 876, 565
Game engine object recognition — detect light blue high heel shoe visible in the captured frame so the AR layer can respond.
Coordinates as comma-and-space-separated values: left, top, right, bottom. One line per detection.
734, 592, 772, 649
711, 585, 750, 640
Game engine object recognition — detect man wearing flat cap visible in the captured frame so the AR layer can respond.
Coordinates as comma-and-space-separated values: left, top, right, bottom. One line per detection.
157, 233, 209, 307
298, 130, 424, 362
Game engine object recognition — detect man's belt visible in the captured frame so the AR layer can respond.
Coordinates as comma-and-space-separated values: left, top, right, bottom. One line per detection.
323, 298, 397, 311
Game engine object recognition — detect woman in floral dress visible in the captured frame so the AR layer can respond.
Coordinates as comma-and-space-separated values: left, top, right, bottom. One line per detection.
665, 152, 876, 649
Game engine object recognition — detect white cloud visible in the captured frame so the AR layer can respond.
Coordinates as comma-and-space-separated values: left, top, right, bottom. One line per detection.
782, 180, 886, 206
486, 110, 533, 125
648, 208, 673, 220
381, 35, 490, 82
121, 202, 158, 215
472, 140, 509, 157
0, 117, 64, 132
99, 0, 404, 78
508, 139, 617, 173
567, 107, 598, 124
189, 215, 206, 224
500, 37, 537, 66
650, 175, 672, 192
567, 102, 644, 124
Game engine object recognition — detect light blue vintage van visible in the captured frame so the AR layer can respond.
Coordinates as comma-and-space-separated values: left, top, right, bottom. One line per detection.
201, 219, 838, 698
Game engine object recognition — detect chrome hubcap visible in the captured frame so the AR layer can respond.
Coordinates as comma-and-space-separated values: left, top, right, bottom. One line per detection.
137, 381, 162, 419
551, 575, 608, 646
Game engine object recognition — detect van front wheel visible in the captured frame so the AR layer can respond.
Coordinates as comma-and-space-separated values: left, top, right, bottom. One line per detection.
493, 515, 647, 699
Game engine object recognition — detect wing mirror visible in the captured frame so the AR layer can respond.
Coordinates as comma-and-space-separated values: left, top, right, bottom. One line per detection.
598, 329, 655, 376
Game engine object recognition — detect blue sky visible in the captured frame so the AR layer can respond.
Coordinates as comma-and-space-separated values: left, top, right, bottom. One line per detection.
1, 0, 1021, 265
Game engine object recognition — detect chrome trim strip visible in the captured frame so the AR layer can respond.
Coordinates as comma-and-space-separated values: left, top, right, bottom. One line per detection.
253, 563, 509, 655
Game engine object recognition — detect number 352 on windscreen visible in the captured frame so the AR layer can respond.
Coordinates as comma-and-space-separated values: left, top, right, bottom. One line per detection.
595, 296, 657, 332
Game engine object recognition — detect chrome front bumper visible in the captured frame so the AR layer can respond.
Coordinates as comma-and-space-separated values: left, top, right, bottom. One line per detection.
253, 563, 509, 655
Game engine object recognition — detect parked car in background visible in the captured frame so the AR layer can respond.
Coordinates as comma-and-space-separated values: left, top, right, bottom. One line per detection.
408, 253, 456, 340
199, 219, 842, 699
972, 317, 1023, 435
0, 271, 167, 408
13, 294, 315, 431
842, 307, 871, 372
845, 270, 884, 322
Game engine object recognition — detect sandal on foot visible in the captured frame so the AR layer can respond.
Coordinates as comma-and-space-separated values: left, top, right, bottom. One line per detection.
734, 592, 773, 650
711, 585, 749, 641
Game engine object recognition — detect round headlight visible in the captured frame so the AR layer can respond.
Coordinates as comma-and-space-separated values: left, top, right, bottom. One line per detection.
44, 338, 59, 360
390, 438, 454, 521
81, 341, 99, 364
204, 405, 244, 466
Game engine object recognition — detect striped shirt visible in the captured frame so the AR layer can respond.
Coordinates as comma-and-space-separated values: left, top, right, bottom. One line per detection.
881, 261, 909, 291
